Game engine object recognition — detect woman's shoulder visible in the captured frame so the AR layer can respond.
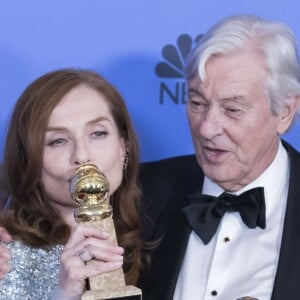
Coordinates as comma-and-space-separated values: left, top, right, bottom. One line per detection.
2, 239, 63, 260
0, 240, 63, 299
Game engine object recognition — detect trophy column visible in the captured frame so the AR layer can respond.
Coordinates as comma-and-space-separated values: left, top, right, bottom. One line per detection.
70, 163, 142, 300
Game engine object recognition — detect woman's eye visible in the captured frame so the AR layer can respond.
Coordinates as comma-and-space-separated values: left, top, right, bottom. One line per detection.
47, 138, 66, 146
92, 130, 108, 138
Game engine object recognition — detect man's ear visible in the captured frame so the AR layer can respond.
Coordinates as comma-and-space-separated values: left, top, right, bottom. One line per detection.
277, 96, 300, 134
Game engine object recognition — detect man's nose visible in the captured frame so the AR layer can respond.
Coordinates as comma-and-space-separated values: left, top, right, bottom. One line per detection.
198, 107, 223, 140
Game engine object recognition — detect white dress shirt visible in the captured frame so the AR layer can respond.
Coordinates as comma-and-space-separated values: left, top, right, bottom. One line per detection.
173, 142, 289, 300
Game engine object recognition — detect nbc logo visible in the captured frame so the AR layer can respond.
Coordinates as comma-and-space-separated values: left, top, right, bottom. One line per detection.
156, 33, 202, 104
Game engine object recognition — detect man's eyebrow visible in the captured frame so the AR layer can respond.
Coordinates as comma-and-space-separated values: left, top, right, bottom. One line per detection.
188, 88, 200, 94
188, 89, 212, 104
188, 89, 245, 101
221, 95, 245, 102
188, 88, 205, 98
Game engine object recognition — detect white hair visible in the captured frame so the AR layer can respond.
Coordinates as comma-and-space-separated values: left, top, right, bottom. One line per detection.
185, 15, 300, 115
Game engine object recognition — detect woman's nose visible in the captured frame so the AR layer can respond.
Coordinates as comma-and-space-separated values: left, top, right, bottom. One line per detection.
72, 140, 90, 165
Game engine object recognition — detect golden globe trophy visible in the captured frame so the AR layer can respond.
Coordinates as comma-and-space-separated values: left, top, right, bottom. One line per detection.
69, 163, 142, 300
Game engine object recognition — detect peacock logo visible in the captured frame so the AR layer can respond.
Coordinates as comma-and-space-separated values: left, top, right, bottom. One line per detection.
156, 33, 202, 104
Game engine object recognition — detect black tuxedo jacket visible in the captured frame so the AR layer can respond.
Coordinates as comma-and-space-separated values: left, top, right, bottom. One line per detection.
138, 141, 300, 300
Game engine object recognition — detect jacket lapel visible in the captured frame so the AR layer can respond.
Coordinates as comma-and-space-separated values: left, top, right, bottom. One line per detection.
156, 205, 192, 299
140, 156, 203, 300
271, 142, 300, 299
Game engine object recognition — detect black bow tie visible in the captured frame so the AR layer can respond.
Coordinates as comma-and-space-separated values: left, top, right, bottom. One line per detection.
183, 187, 266, 245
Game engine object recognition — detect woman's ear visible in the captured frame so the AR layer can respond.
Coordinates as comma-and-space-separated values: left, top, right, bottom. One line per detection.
119, 138, 126, 161
119, 138, 129, 170
277, 96, 300, 134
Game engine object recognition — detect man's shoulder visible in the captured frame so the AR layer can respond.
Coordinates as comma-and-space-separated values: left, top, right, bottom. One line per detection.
139, 155, 204, 234
282, 141, 300, 181
140, 154, 199, 174
139, 154, 203, 194
282, 140, 300, 156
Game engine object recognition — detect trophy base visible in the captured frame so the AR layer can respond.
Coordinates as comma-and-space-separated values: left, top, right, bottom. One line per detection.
81, 285, 142, 300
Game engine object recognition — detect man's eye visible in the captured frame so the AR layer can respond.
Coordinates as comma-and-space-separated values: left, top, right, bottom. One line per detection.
188, 99, 208, 112
225, 107, 242, 114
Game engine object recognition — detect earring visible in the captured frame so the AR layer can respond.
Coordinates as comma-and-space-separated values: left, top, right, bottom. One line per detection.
123, 144, 130, 170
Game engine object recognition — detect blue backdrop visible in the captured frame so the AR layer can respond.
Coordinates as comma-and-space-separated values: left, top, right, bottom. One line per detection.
1, 0, 300, 162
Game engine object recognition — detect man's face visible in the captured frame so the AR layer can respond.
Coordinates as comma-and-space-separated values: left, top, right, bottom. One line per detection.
187, 49, 294, 191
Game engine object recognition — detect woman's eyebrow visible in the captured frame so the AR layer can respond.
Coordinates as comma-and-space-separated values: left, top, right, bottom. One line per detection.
87, 116, 111, 125
45, 126, 67, 132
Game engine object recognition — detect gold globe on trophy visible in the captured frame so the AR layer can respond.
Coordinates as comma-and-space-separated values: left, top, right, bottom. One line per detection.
70, 163, 142, 300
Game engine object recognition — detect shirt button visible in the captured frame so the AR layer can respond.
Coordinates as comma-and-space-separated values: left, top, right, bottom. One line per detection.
224, 236, 230, 243
211, 290, 218, 296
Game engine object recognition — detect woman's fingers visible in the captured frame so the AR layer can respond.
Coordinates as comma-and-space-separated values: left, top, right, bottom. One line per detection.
58, 250, 88, 297
82, 243, 124, 262
63, 224, 124, 263
0, 227, 12, 242
0, 261, 10, 280
73, 243, 124, 265
57, 223, 124, 297
0, 244, 11, 279
63, 224, 110, 251
58, 253, 123, 297
63, 236, 123, 264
